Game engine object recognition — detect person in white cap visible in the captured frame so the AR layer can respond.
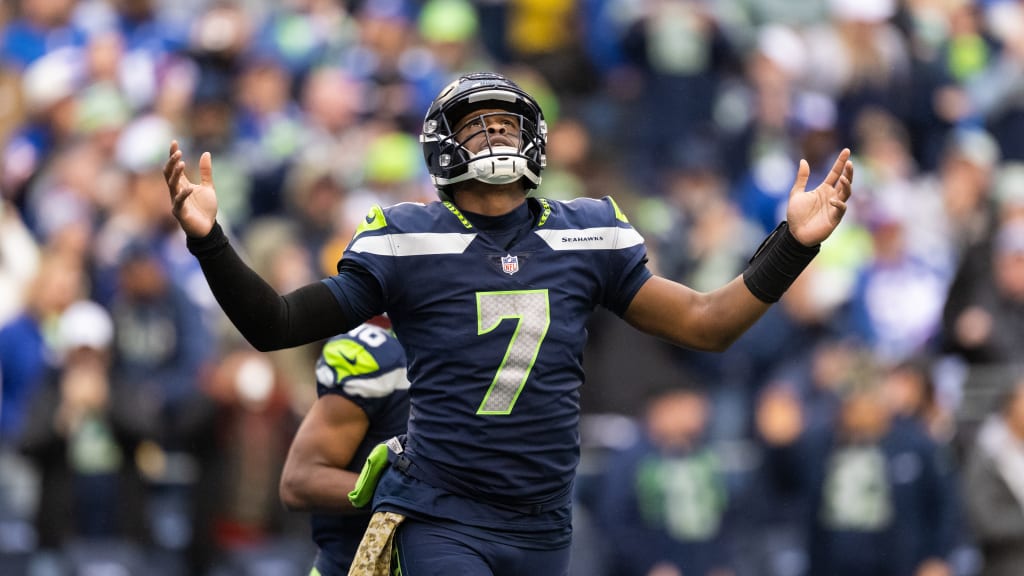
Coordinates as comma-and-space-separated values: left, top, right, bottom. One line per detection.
18, 299, 148, 550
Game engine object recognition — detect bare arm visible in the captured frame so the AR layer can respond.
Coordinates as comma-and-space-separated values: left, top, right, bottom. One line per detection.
624, 274, 768, 352
279, 394, 370, 513
625, 149, 853, 351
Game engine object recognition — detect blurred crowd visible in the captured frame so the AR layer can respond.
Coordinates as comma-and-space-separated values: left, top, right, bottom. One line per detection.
3, 0, 1024, 574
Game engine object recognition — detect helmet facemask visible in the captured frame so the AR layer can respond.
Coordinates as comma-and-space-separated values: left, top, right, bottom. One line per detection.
421, 74, 547, 199
441, 110, 544, 187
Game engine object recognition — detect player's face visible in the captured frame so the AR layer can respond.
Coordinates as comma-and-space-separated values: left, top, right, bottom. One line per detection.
453, 108, 521, 154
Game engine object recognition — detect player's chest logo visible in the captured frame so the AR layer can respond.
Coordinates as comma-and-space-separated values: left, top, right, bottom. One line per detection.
500, 253, 519, 275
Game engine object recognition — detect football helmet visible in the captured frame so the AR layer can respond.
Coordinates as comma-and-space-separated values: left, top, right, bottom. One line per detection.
420, 72, 547, 198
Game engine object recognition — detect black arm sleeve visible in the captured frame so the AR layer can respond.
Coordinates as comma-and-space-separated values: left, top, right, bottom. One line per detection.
186, 222, 356, 351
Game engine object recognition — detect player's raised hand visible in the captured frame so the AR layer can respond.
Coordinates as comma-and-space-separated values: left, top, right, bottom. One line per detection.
786, 148, 854, 247
164, 140, 218, 238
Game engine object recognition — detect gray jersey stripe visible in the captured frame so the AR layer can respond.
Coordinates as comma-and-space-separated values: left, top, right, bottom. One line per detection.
342, 367, 411, 398
349, 233, 478, 256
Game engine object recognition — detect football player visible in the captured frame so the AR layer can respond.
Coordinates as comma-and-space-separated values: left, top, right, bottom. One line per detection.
279, 318, 409, 576
166, 71, 853, 575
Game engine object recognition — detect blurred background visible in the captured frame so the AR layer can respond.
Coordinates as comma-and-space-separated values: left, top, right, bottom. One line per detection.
3, 0, 1024, 574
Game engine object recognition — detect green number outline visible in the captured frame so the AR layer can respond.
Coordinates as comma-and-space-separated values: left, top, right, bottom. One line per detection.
475, 290, 551, 415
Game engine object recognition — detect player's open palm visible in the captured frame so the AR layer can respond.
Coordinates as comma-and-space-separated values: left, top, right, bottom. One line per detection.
164, 140, 218, 238
786, 148, 854, 247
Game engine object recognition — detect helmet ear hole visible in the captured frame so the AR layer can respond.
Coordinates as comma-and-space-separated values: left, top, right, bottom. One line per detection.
421, 73, 547, 196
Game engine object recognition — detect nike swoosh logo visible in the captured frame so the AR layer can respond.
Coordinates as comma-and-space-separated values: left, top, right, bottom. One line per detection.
365, 213, 377, 224
340, 350, 361, 365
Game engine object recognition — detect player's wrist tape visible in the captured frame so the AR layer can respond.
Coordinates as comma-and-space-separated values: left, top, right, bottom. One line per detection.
185, 221, 229, 259
742, 221, 819, 303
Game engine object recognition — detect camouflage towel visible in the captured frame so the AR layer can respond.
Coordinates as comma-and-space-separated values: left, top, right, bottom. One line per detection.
348, 511, 406, 576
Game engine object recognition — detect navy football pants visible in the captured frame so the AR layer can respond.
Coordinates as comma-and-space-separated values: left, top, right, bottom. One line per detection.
392, 518, 571, 576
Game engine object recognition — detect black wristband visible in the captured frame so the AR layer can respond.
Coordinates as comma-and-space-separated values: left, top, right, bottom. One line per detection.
185, 221, 229, 260
742, 221, 820, 303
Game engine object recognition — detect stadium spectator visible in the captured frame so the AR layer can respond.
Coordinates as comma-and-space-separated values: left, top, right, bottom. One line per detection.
107, 238, 216, 573
197, 347, 300, 573
942, 219, 1024, 366
18, 299, 147, 550
842, 190, 949, 364
0, 197, 39, 326
595, 384, 735, 576
0, 0, 85, 72
756, 351, 956, 576
0, 248, 85, 446
963, 374, 1024, 576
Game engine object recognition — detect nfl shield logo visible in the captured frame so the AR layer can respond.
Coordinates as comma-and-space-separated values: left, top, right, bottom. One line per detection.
501, 254, 519, 275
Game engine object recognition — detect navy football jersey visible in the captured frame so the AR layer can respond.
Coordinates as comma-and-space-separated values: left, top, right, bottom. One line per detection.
310, 324, 409, 575
329, 196, 650, 515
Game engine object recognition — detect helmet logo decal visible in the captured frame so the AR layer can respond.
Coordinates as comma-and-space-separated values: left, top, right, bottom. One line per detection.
434, 79, 460, 106
501, 254, 520, 275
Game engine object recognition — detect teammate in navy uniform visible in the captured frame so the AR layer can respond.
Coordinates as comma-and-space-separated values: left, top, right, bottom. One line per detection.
279, 319, 409, 576
165, 72, 854, 575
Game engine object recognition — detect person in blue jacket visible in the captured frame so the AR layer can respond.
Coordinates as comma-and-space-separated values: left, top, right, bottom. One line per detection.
596, 384, 734, 576
756, 353, 955, 576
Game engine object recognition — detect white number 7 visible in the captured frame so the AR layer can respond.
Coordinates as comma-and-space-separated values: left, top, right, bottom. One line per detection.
476, 290, 550, 415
